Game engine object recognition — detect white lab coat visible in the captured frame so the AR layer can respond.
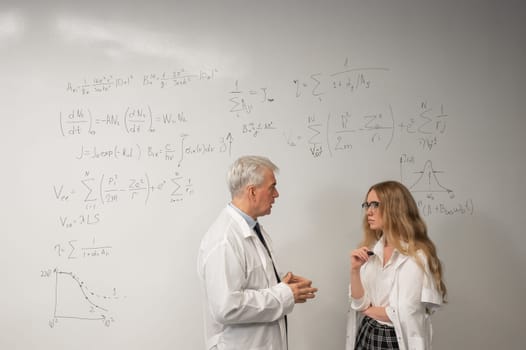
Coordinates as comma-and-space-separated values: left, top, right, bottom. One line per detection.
346, 240, 442, 350
197, 206, 294, 350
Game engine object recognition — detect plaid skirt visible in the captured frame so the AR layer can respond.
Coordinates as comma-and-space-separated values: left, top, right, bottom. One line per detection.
354, 316, 399, 350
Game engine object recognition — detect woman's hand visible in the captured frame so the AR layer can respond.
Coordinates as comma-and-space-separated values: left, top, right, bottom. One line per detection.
350, 246, 372, 299
350, 246, 372, 271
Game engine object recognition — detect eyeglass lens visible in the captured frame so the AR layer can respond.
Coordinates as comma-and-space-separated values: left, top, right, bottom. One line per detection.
361, 201, 380, 209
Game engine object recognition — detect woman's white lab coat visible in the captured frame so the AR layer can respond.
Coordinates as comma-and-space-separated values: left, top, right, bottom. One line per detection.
198, 206, 294, 350
346, 241, 442, 350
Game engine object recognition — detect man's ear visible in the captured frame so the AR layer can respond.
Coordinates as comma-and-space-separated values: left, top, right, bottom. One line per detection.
247, 185, 257, 199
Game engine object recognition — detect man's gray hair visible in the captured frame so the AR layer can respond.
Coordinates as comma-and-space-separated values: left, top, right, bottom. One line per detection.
227, 155, 279, 198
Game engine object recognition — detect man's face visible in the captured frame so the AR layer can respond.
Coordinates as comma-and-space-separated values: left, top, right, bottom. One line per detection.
251, 168, 279, 218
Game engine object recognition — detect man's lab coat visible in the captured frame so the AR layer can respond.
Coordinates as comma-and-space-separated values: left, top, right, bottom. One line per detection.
198, 205, 294, 350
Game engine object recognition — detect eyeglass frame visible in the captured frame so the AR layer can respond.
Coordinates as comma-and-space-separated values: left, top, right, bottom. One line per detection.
361, 201, 381, 210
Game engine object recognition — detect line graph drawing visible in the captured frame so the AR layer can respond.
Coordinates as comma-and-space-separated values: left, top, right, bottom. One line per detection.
49, 269, 120, 327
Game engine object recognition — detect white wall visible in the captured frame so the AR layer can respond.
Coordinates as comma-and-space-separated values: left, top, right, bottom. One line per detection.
2, 1, 525, 349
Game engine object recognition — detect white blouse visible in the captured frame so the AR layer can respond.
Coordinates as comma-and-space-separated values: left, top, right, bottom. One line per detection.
347, 237, 443, 350
351, 238, 401, 326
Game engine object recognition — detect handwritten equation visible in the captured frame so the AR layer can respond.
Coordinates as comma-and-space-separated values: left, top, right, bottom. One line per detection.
54, 238, 113, 260
74, 133, 233, 164
66, 68, 217, 95
293, 66, 390, 100
59, 105, 188, 136
398, 102, 449, 151
303, 106, 395, 158
54, 170, 194, 207
53, 170, 195, 229
228, 80, 275, 118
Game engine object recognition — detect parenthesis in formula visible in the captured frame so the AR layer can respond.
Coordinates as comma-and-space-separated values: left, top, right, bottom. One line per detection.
144, 173, 151, 205
147, 105, 154, 132
59, 112, 65, 136
99, 174, 105, 205
124, 107, 130, 133
326, 113, 333, 157
88, 109, 94, 135
386, 104, 395, 150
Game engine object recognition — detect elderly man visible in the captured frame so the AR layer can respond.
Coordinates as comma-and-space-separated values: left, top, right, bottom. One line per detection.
198, 155, 317, 350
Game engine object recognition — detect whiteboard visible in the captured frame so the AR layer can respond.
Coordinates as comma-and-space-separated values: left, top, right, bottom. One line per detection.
2, 1, 525, 349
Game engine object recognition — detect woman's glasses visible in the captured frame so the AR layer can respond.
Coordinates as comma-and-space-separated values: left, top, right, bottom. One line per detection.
361, 201, 380, 211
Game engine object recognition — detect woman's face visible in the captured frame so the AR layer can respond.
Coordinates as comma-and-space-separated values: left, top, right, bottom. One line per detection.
365, 189, 383, 231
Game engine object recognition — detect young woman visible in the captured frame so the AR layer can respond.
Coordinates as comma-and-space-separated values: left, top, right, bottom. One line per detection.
346, 181, 447, 350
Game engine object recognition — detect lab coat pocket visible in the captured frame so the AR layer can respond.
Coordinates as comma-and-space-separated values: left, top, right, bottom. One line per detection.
245, 256, 272, 288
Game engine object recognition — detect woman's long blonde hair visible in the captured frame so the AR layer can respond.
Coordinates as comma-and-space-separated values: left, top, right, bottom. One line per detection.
360, 180, 447, 301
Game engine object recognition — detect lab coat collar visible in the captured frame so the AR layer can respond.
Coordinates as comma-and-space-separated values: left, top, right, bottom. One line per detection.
225, 205, 258, 239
